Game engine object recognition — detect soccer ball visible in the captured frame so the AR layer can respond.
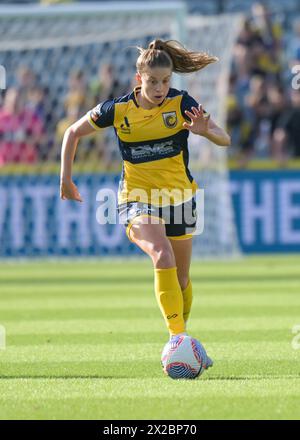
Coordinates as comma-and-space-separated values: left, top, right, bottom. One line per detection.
161, 335, 213, 379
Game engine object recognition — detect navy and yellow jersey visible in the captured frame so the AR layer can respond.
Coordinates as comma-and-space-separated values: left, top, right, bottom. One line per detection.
87, 86, 203, 206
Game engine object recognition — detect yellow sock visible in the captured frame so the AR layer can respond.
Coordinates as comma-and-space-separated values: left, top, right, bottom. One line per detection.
154, 267, 185, 336
182, 279, 193, 323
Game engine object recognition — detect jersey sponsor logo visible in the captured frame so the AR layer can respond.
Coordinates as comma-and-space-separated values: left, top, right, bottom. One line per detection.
162, 111, 177, 128
131, 140, 175, 159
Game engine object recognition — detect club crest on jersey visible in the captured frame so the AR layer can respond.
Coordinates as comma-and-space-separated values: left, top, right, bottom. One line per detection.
162, 111, 177, 128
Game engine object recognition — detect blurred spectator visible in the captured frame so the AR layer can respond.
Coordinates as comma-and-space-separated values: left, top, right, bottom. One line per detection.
273, 89, 300, 160
289, 18, 300, 63
245, 75, 270, 120
16, 66, 36, 94
242, 75, 270, 157
244, 78, 287, 159
26, 85, 46, 120
227, 1, 294, 165
64, 69, 87, 114
234, 17, 262, 71
15, 66, 47, 121
0, 88, 45, 166
226, 73, 253, 164
267, 83, 287, 135
251, 3, 282, 79
55, 104, 106, 165
88, 63, 126, 107
250, 3, 282, 48
226, 74, 243, 148
251, 38, 282, 79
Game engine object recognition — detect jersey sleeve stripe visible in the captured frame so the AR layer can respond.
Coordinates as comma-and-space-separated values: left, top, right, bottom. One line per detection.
87, 113, 103, 131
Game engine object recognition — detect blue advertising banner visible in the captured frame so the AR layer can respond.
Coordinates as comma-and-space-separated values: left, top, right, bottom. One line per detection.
0, 174, 139, 257
0, 170, 299, 256
230, 170, 300, 253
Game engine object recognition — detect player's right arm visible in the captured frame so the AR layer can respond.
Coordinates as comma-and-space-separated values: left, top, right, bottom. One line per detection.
60, 115, 96, 202
60, 99, 115, 202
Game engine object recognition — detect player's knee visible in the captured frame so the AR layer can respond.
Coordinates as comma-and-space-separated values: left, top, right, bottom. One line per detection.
150, 242, 175, 268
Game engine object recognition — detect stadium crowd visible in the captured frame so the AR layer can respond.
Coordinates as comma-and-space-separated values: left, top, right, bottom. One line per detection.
227, 2, 300, 165
0, 1, 299, 168
0, 63, 128, 168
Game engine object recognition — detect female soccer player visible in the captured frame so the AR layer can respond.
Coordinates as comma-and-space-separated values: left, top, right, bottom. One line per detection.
60, 39, 230, 351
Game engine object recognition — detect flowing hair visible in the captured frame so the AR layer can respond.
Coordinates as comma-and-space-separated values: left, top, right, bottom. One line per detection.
136, 39, 218, 74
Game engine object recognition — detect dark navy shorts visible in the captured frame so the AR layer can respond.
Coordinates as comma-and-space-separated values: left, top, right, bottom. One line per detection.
118, 197, 197, 241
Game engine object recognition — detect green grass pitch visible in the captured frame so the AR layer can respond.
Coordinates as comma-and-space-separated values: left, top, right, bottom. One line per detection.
0, 255, 300, 420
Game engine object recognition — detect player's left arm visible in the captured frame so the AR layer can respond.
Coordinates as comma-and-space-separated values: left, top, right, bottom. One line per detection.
183, 105, 231, 147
